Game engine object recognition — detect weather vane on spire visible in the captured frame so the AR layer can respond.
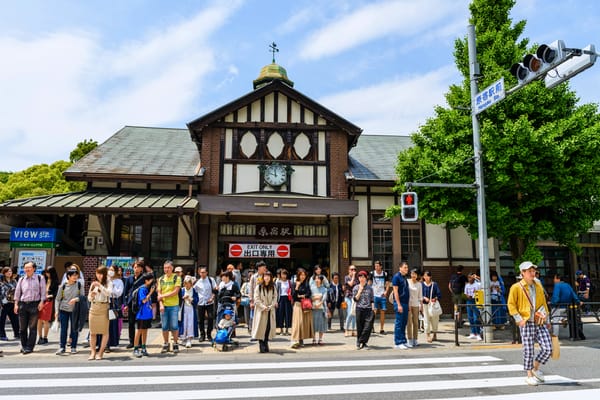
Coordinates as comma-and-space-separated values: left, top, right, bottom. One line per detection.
269, 42, 279, 63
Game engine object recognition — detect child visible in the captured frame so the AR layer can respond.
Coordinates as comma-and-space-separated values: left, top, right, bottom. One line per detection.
215, 309, 236, 344
179, 276, 198, 348
133, 273, 155, 357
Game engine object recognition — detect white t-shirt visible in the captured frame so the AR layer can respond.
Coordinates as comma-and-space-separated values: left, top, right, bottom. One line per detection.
370, 270, 387, 297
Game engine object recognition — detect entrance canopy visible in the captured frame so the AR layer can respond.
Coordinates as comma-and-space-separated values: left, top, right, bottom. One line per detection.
0, 191, 198, 215
198, 194, 358, 217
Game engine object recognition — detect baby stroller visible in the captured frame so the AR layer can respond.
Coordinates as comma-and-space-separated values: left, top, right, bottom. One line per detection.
212, 309, 239, 352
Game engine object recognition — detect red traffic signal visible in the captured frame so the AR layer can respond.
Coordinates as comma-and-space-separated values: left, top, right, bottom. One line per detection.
401, 192, 418, 222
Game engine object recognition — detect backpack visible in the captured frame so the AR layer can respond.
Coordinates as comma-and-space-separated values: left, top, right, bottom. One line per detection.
130, 286, 143, 316
59, 282, 82, 301
449, 273, 463, 294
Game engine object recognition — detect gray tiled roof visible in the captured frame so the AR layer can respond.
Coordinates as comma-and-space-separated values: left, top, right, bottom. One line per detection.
349, 135, 413, 180
65, 126, 199, 177
0, 191, 198, 214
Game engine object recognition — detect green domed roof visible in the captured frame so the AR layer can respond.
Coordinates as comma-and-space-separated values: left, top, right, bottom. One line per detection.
253, 63, 294, 89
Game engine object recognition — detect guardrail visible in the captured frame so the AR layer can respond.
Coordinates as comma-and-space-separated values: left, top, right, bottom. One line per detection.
452, 301, 600, 346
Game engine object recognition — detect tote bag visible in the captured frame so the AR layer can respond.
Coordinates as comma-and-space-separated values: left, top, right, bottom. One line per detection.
428, 300, 443, 317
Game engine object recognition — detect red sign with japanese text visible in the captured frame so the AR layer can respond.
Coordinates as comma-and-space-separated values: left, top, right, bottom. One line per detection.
228, 243, 291, 258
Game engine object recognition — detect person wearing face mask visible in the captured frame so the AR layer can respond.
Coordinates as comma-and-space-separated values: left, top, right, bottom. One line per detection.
107, 266, 124, 351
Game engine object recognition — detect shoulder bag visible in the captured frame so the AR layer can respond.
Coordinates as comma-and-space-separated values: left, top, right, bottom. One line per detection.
428, 300, 443, 316
301, 297, 313, 311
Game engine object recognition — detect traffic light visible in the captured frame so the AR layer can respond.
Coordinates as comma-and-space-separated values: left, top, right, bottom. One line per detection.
510, 40, 567, 86
545, 44, 597, 88
401, 192, 418, 222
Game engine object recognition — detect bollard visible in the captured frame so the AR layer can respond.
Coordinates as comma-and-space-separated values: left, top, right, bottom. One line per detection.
568, 303, 579, 341
454, 304, 460, 346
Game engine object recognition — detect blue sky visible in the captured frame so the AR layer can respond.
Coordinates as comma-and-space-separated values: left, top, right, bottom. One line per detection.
1, 0, 599, 171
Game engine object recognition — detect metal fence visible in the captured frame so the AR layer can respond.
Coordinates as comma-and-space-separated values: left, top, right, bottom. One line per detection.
452, 301, 600, 346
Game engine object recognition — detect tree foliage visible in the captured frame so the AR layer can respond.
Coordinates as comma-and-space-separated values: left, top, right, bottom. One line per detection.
69, 139, 98, 163
387, 0, 600, 265
0, 140, 98, 203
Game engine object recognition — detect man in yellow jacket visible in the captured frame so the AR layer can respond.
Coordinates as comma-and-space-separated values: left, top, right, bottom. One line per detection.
507, 261, 553, 386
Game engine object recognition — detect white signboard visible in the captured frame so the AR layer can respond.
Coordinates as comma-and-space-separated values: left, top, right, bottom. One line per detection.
474, 77, 505, 114
17, 250, 47, 274
228, 243, 290, 258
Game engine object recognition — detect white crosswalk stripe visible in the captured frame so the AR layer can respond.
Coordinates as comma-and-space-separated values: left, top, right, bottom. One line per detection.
0, 355, 597, 400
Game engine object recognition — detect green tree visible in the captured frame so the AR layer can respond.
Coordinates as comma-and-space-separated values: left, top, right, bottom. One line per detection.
0, 172, 11, 184
387, 0, 600, 265
0, 140, 98, 203
69, 139, 98, 162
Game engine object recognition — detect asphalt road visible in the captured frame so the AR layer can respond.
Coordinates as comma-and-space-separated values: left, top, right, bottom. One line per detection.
1, 318, 599, 399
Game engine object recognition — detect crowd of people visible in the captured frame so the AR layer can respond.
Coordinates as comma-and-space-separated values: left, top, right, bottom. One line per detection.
0, 258, 595, 363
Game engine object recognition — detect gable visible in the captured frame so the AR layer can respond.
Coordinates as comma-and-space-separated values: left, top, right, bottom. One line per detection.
187, 79, 362, 147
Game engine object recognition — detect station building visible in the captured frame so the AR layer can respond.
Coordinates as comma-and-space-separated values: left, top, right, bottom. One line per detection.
1, 62, 598, 309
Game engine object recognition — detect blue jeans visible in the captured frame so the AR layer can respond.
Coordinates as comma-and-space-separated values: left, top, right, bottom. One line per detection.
59, 310, 78, 349
394, 302, 408, 345
344, 297, 356, 330
161, 305, 179, 331
466, 299, 481, 335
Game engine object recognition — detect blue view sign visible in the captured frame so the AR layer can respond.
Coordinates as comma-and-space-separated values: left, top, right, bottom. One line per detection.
474, 77, 505, 115
10, 228, 61, 243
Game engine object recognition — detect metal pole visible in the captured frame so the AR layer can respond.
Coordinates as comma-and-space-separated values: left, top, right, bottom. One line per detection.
467, 25, 492, 342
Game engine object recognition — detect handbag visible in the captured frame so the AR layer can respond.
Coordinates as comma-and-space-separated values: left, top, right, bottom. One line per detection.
301, 298, 312, 310
551, 335, 560, 360
108, 309, 117, 320
240, 296, 250, 307
38, 300, 53, 321
50, 320, 60, 333
350, 300, 356, 316
428, 300, 443, 316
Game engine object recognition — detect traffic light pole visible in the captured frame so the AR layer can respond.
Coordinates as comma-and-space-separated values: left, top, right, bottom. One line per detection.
467, 25, 493, 342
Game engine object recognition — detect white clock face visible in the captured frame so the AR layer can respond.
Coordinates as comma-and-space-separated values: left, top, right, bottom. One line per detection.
264, 164, 287, 187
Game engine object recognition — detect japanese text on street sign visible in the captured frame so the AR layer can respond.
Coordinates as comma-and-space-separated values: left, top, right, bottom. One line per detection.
474, 77, 505, 114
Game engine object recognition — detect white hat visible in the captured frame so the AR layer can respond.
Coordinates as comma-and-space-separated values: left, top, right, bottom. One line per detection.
518, 261, 537, 272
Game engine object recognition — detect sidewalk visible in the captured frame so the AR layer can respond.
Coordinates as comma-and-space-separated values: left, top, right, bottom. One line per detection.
2, 317, 598, 357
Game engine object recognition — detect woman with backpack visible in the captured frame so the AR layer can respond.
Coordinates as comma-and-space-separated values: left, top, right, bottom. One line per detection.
54, 270, 83, 355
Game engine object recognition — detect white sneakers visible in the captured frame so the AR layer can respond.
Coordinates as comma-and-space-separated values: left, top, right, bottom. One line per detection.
526, 369, 545, 386
467, 333, 483, 340
526, 376, 539, 386
405, 341, 413, 348
394, 344, 409, 350
185, 339, 192, 349
531, 369, 545, 382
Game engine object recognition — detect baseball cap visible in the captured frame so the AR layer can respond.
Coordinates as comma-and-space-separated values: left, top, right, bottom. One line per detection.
575, 270, 583, 275
358, 270, 368, 277
518, 261, 537, 272
224, 310, 234, 316
174, 266, 183, 273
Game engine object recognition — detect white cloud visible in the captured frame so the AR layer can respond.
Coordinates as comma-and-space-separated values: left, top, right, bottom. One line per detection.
299, 0, 467, 60
0, 2, 241, 171
318, 65, 458, 135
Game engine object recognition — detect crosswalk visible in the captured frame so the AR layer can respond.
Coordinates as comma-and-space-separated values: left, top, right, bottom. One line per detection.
1, 355, 598, 399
